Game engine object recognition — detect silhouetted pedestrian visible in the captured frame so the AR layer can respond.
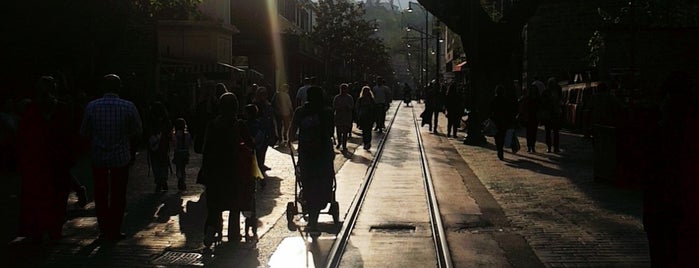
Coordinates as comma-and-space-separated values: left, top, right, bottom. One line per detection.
253, 86, 277, 171
371, 77, 391, 132
171, 118, 191, 191
148, 101, 172, 192
643, 71, 699, 267
273, 84, 293, 144
445, 83, 464, 138
541, 77, 562, 153
518, 85, 540, 152
423, 82, 444, 133
288, 86, 335, 231
198, 92, 254, 248
403, 83, 412, 106
80, 74, 142, 240
17, 76, 79, 242
333, 83, 354, 151
356, 86, 375, 150
490, 85, 516, 160
296, 77, 312, 108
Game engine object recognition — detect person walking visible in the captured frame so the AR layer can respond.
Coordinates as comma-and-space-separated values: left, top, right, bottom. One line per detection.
403, 83, 412, 107
444, 83, 464, 138
253, 86, 277, 171
333, 83, 354, 151
273, 84, 294, 144
296, 77, 312, 108
490, 85, 516, 160
541, 77, 563, 153
80, 74, 142, 240
288, 86, 335, 231
147, 101, 172, 192
356, 86, 375, 150
198, 92, 255, 248
519, 85, 540, 153
17, 76, 79, 242
423, 82, 444, 133
371, 77, 391, 133
171, 118, 191, 192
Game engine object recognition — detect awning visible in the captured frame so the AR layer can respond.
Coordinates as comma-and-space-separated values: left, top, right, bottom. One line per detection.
453, 61, 467, 72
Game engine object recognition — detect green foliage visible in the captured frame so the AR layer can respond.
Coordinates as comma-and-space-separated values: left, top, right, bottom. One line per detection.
309, 0, 394, 80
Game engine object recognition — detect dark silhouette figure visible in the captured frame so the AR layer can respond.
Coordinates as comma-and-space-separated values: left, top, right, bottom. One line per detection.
147, 101, 172, 192
403, 83, 412, 106
643, 71, 699, 267
445, 83, 464, 138
371, 77, 391, 132
171, 118, 191, 192
289, 86, 335, 231
17, 76, 79, 242
80, 74, 143, 240
540, 77, 563, 153
198, 92, 255, 249
356, 86, 375, 150
518, 85, 540, 152
423, 82, 444, 133
253, 86, 277, 172
490, 85, 516, 160
333, 83, 354, 151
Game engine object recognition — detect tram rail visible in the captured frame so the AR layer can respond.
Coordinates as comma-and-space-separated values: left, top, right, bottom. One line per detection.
324, 103, 452, 268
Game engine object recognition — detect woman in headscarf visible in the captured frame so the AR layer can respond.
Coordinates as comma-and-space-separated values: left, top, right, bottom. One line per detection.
288, 86, 335, 231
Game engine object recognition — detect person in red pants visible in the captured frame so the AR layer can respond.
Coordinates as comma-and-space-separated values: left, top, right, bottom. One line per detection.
80, 74, 142, 240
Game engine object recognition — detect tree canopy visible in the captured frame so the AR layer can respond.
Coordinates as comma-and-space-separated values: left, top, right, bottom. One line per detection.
309, 0, 394, 82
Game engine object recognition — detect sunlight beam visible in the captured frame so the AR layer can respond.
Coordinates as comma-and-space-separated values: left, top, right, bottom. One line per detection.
266, 0, 287, 89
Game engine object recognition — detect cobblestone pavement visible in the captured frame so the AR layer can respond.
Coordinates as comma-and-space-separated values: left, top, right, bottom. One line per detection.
432, 111, 650, 267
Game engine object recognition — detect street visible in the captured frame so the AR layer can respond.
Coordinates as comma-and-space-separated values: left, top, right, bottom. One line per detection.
5, 101, 649, 267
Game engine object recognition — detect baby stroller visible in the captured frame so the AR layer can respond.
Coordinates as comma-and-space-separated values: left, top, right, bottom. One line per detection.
286, 143, 340, 227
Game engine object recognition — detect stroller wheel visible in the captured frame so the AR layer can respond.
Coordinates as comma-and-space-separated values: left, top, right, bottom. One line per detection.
330, 201, 340, 224
286, 202, 297, 224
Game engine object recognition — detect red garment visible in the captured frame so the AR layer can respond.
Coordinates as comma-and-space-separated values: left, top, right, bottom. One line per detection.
17, 102, 77, 238
92, 166, 129, 236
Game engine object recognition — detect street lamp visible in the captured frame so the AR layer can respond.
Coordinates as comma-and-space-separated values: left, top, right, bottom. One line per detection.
407, 1, 429, 87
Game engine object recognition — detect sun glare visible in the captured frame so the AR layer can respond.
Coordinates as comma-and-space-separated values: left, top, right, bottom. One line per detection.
266, 0, 287, 89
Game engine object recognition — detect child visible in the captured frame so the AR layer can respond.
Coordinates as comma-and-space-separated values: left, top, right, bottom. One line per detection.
244, 104, 265, 169
172, 118, 191, 191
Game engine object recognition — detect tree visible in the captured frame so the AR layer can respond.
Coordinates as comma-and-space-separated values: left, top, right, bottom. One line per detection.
309, 0, 394, 83
417, 0, 541, 144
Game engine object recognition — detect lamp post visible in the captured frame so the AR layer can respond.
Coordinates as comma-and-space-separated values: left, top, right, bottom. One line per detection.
407, 2, 429, 86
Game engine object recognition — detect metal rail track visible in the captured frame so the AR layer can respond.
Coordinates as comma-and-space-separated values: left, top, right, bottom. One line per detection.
324, 103, 452, 268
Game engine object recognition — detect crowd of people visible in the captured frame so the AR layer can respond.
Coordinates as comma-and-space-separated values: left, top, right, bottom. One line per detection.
2, 73, 403, 249
3, 69, 697, 266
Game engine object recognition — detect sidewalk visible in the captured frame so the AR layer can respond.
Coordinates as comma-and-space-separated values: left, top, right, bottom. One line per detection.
426, 108, 650, 267
4, 141, 305, 267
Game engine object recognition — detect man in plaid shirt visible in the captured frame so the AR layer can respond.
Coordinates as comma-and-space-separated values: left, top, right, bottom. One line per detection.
80, 74, 142, 240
